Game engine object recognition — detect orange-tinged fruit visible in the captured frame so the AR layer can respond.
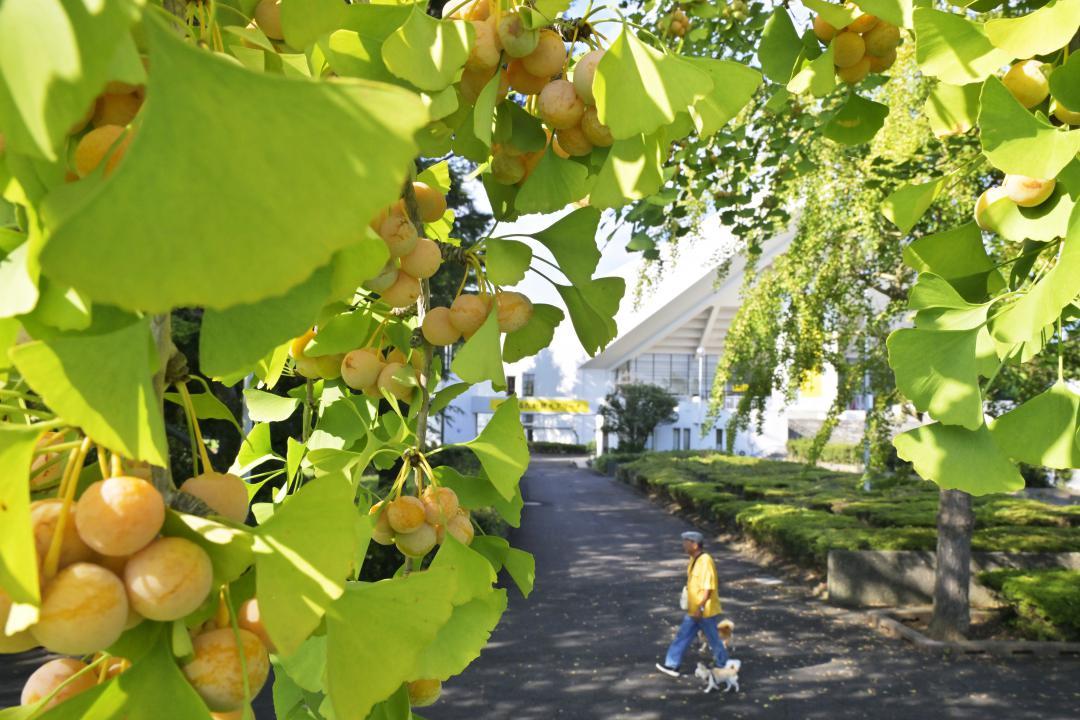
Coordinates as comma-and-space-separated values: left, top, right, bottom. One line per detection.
444, 511, 475, 545
75, 476, 165, 556
866, 49, 896, 73
522, 29, 566, 78
837, 56, 871, 84
21, 658, 96, 710
395, 523, 437, 558
33, 563, 128, 654
31, 500, 95, 570
183, 628, 270, 712
342, 348, 385, 390
254, 0, 283, 40
1002, 175, 1055, 208
179, 472, 249, 523
863, 21, 900, 57
422, 306, 462, 346
369, 501, 396, 545
539, 80, 584, 130
74, 125, 132, 178
1002, 60, 1049, 109
92, 93, 142, 128
1052, 99, 1080, 125
400, 237, 442, 279
387, 495, 426, 534
813, 15, 836, 43
496, 291, 533, 333
380, 271, 422, 309
377, 362, 416, 402
408, 678, 443, 707
422, 486, 460, 525
974, 186, 1009, 230
379, 212, 419, 257
125, 536, 213, 621
848, 12, 878, 33
497, 12, 539, 58
467, 20, 501, 71
237, 598, 274, 652
491, 153, 526, 185
554, 125, 593, 157
507, 60, 549, 95
450, 294, 490, 335
413, 182, 447, 223
832, 31, 865, 69
572, 50, 604, 105
581, 106, 613, 147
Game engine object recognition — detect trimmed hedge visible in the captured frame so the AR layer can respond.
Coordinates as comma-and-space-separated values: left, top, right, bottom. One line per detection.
980, 569, 1080, 641
787, 438, 862, 466
528, 441, 588, 455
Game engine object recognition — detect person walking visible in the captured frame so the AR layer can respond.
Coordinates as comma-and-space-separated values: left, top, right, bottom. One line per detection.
656, 531, 730, 677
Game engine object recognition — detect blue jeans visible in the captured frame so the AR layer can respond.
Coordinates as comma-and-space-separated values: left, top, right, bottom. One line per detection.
664, 615, 729, 669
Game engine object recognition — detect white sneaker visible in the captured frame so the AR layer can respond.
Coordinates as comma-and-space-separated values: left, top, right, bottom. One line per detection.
655, 663, 681, 678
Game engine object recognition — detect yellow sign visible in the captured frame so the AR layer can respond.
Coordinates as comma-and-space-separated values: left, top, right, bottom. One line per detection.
490, 398, 590, 413
730, 383, 749, 393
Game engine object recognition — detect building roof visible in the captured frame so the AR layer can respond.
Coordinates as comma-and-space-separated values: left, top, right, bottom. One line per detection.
580, 228, 795, 370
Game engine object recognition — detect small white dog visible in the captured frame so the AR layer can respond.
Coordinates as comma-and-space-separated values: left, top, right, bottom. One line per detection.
695, 659, 741, 694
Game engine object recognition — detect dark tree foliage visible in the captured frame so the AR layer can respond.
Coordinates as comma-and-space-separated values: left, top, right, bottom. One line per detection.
600, 382, 678, 451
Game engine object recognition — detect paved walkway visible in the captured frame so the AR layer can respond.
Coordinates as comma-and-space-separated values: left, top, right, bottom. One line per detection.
426, 457, 1078, 720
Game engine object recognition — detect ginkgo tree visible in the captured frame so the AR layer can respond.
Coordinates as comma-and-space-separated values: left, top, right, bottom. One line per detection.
0, 0, 761, 718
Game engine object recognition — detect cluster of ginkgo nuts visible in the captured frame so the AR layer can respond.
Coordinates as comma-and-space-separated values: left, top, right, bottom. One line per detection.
999, 58, 1079, 126
4, 440, 268, 714
446, 0, 615, 184
290, 327, 424, 401
68, 75, 146, 180
423, 287, 534, 347
813, 7, 902, 83
369, 484, 474, 559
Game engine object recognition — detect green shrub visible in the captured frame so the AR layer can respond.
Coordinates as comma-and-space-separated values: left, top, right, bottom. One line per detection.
594, 451, 646, 474
528, 441, 588, 455
973, 526, 1080, 553
787, 438, 863, 466
979, 569, 1080, 641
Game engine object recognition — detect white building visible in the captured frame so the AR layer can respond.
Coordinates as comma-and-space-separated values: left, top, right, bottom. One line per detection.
438, 229, 865, 456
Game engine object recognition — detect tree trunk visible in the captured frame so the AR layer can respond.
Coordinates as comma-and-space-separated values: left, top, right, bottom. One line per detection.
928, 488, 974, 640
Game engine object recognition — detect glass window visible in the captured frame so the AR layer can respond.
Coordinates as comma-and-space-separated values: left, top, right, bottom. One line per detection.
683, 428, 691, 449
715, 428, 724, 448
671, 355, 690, 395
507, 375, 517, 395
672, 427, 681, 450
523, 373, 535, 396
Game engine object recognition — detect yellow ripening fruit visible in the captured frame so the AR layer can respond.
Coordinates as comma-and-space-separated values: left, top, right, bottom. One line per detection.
497, 12, 539, 58
459, 66, 496, 104
400, 237, 442, 279
75, 476, 165, 557
211, 708, 249, 720
288, 328, 315, 359
832, 31, 865, 69
387, 495, 427, 534
422, 486, 460, 525
254, 0, 283, 40
1, 587, 36, 653
179, 472, 249, 523
813, 15, 836, 43
314, 353, 345, 380
377, 362, 416, 402
363, 261, 398, 294
866, 49, 896, 73
237, 598, 274, 652
368, 501, 396, 545
521, 148, 544, 182
378, 212, 419, 257
92, 92, 142, 128
507, 59, 549, 95
31, 500, 95, 570
496, 291, 533, 333
1051, 99, 1080, 125
293, 354, 321, 379
572, 49, 604, 105
21, 658, 96, 710
864, 21, 900, 57
33, 563, 128, 654
342, 348, 385, 390
837, 56, 871, 84
848, 12, 878, 33
183, 628, 270, 712
74, 125, 132, 178
581, 106, 614, 147
442, 0, 488, 20
422, 306, 462, 346
467, 20, 501, 71
408, 678, 443, 708
395, 522, 437, 558
124, 536, 213, 621
523, 29, 566, 78
539, 79, 585, 130
450, 294, 491, 335
1002, 175, 1055, 208
974, 186, 1009, 230
555, 125, 593, 157
1002, 60, 1049, 108
491, 153, 526, 185
412, 182, 447, 223
380, 271, 422, 309
444, 511, 475, 546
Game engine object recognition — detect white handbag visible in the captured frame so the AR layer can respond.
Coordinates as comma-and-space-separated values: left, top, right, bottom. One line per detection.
679, 585, 689, 611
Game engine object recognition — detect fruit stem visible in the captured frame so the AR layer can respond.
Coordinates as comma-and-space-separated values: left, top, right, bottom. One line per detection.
176, 381, 215, 474
0, 403, 53, 419
95, 444, 110, 479
43, 436, 93, 581
302, 378, 315, 443
31, 439, 82, 455
401, 173, 435, 450
222, 585, 254, 720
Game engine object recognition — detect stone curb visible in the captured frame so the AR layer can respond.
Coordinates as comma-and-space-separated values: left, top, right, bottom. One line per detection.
865, 606, 1080, 658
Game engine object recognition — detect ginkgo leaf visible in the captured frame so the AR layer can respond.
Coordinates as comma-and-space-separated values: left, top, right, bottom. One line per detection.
557, 277, 624, 356
979, 76, 1080, 180
758, 8, 803, 84
985, 0, 1080, 59
40, 16, 426, 313
924, 81, 980, 138
503, 303, 564, 363
886, 325, 984, 429
462, 397, 528, 501
529, 206, 601, 286
854, 0, 913, 28
381, 4, 472, 92
903, 223, 1002, 302
451, 309, 506, 389
823, 94, 889, 145
787, 45, 836, 98
991, 381, 1080, 469
594, 29, 712, 140
0, 426, 45, 606
281, 0, 346, 49
980, 185, 1075, 243
484, 239, 532, 286
323, 3, 412, 84
882, 175, 948, 232
515, 151, 592, 215
589, 132, 665, 210
684, 58, 761, 136
893, 423, 1025, 495
1050, 53, 1080, 112
913, 8, 1012, 86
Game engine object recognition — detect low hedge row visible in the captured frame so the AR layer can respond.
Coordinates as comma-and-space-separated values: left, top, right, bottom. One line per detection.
787, 439, 863, 466
528, 441, 589, 455
979, 569, 1080, 641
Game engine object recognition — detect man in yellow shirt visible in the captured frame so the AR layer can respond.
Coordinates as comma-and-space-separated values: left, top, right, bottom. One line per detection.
656, 531, 730, 677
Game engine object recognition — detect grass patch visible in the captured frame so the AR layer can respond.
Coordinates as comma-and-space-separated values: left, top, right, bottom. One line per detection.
979, 569, 1080, 641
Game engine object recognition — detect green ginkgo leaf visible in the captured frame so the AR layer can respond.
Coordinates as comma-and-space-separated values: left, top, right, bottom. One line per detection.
515, 151, 592, 215
882, 175, 948, 232
243, 388, 301, 422
40, 16, 426, 313
589, 132, 665, 209
484, 239, 532, 286
979, 76, 1080, 180
684, 58, 762, 136
980, 185, 1075, 243
11, 317, 168, 465
451, 308, 506, 390
991, 381, 1080, 469
802, 0, 859, 29
914, 8, 1011, 85
323, 4, 413, 83
853, 0, 913, 28
823, 94, 889, 145
0, 0, 143, 159
1050, 53, 1080, 112
381, 3, 472, 91
903, 223, 1002, 302
924, 81, 981, 138
594, 29, 712, 140
461, 397, 528, 501
281, 0, 346, 49
893, 423, 1025, 495
0, 242, 38, 318
529, 206, 601, 286
758, 8, 803, 84
557, 277, 624, 356
432, 465, 524, 526
787, 45, 836, 98
985, 0, 1080, 59
990, 206, 1080, 344
886, 325, 984, 429
0, 425, 44, 606
503, 303, 564, 363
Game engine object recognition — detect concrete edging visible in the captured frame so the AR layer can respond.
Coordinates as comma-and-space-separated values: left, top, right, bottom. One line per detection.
865, 606, 1080, 658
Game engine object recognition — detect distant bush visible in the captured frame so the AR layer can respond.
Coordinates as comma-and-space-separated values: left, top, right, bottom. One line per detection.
787, 438, 862, 466
528, 441, 588, 455
593, 451, 646, 474
979, 569, 1080, 641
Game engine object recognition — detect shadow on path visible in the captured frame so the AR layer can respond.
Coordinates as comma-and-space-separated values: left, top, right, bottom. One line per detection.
425, 457, 1078, 720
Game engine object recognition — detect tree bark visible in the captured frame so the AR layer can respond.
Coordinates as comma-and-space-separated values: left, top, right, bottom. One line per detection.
928, 488, 974, 640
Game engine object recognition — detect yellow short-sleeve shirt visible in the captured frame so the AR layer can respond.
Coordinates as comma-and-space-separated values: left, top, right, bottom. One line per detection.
687, 552, 722, 618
